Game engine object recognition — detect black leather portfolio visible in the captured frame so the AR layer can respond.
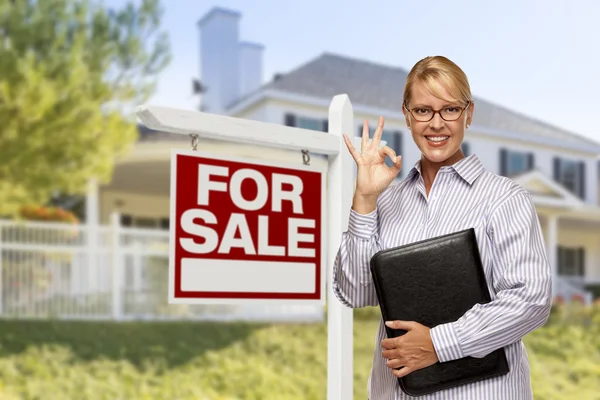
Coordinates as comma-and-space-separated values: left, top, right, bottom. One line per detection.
369, 228, 509, 397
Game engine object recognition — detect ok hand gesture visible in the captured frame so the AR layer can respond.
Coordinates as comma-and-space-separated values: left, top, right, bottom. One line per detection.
343, 116, 402, 208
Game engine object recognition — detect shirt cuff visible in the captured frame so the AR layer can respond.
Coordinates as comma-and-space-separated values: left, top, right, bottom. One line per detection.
430, 322, 464, 363
347, 208, 378, 239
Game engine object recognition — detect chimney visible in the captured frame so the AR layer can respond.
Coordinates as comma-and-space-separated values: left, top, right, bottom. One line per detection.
239, 41, 264, 98
197, 7, 241, 114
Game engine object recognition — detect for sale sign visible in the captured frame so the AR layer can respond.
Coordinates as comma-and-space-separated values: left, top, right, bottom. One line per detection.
168, 149, 326, 304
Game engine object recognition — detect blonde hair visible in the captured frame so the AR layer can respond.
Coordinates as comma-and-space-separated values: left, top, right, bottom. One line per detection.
403, 56, 473, 107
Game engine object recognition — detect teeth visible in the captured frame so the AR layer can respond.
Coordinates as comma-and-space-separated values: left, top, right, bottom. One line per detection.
426, 136, 449, 142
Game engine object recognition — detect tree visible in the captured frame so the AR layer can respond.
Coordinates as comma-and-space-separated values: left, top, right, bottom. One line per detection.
0, 0, 171, 217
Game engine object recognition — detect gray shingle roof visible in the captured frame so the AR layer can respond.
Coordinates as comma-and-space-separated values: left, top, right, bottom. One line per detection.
260, 52, 599, 148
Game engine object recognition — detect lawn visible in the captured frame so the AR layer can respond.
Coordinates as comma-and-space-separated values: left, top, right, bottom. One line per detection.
0, 304, 598, 400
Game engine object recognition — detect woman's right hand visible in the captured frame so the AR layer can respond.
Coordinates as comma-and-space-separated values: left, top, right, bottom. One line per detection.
343, 116, 402, 212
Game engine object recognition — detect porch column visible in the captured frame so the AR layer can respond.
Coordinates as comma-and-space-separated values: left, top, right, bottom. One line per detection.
546, 214, 558, 298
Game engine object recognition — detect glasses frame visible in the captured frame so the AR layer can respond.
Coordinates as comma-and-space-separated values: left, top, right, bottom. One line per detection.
404, 101, 472, 122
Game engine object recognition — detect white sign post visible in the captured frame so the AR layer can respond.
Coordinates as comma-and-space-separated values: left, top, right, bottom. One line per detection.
137, 94, 355, 400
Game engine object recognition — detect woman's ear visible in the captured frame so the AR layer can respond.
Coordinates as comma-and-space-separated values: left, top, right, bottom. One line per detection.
466, 101, 475, 128
402, 104, 411, 131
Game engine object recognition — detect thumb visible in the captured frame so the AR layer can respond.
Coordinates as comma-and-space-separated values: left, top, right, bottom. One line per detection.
385, 320, 414, 330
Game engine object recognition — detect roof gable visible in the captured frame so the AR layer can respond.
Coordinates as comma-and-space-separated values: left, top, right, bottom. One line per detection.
513, 169, 584, 207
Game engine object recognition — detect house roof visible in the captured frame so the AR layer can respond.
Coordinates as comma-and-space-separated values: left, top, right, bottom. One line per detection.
256, 52, 599, 149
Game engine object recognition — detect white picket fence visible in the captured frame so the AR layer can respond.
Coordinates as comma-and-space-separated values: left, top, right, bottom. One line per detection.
0, 215, 324, 322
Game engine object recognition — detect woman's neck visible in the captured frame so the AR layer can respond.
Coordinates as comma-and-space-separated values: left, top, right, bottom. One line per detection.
420, 150, 465, 196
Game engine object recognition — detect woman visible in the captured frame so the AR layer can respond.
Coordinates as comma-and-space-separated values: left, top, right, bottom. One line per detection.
333, 56, 552, 400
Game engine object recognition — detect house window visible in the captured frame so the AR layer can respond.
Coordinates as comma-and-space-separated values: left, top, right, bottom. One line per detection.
357, 125, 403, 176
297, 117, 323, 131
554, 157, 585, 199
284, 113, 327, 132
557, 246, 585, 277
120, 214, 167, 230
499, 148, 534, 176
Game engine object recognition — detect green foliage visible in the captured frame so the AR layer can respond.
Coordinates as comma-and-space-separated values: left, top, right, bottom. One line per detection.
0, 0, 171, 216
0, 306, 597, 399
527, 302, 600, 399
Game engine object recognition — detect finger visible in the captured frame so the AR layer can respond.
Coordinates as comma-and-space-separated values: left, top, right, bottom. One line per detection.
361, 120, 369, 150
381, 348, 399, 359
343, 134, 361, 162
385, 320, 415, 331
378, 146, 397, 164
370, 116, 385, 149
393, 366, 413, 379
391, 155, 403, 171
381, 338, 397, 350
386, 358, 405, 369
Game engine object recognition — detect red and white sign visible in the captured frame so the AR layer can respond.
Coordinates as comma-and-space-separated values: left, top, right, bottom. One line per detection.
168, 149, 326, 304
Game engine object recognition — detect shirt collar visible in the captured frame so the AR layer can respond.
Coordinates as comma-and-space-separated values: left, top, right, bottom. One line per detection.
406, 154, 484, 185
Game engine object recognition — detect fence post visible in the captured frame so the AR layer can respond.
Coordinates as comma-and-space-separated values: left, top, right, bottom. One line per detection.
0, 226, 3, 315
86, 178, 99, 297
111, 212, 122, 320
327, 94, 354, 400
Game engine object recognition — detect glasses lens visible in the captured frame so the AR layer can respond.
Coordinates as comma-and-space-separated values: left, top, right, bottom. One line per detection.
440, 107, 463, 121
412, 108, 433, 121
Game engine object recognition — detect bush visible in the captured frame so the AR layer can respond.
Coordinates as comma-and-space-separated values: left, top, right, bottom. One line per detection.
0, 304, 596, 399
19, 204, 79, 224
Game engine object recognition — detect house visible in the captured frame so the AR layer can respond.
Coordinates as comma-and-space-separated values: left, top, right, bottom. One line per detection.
95, 6, 600, 304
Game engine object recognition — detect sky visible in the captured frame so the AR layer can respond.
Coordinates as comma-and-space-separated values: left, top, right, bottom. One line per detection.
107, 0, 600, 144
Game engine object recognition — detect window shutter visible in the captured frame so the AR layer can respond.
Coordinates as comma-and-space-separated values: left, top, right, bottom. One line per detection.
553, 157, 561, 181
527, 152, 535, 170
284, 113, 296, 127
577, 247, 585, 276
499, 148, 508, 175
578, 161, 586, 200
557, 246, 563, 276
462, 142, 470, 156
395, 131, 403, 155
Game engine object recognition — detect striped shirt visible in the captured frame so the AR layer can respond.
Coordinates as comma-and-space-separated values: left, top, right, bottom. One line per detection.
332, 154, 552, 400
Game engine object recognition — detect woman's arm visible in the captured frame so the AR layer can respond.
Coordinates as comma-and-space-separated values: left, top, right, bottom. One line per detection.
430, 190, 552, 362
332, 204, 382, 308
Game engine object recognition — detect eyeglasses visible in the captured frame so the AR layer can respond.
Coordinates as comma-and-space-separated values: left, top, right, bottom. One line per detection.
404, 101, 471, 122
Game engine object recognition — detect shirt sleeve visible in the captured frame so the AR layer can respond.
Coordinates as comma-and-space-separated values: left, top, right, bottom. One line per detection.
429, 191, 552, 362
331, 207, 381, 308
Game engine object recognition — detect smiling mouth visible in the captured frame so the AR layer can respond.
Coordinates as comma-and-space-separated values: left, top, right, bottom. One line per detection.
425, 135, 450, 143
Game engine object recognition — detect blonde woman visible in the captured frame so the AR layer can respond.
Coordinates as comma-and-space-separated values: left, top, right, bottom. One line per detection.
333, 56, 552, 400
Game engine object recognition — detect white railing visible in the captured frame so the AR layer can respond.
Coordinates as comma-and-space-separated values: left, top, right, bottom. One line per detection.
0, 216, 323, 322
3, 216, 592, 320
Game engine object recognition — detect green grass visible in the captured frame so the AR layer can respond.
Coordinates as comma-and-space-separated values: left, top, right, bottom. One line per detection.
0, 304, 598, 400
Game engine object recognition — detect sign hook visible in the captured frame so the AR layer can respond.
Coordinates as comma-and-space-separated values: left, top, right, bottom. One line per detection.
302, 150, 310, 165
190, 134, 199, 151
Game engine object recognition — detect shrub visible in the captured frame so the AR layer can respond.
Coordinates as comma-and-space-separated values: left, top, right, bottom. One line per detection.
19, 204, 79, 224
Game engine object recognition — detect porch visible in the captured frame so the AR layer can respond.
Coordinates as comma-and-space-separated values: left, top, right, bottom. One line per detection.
515, 170, 600, 303
88, 147, 600, 306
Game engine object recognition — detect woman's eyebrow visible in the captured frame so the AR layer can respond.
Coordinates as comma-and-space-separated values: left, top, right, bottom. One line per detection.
410, 103, 461, 108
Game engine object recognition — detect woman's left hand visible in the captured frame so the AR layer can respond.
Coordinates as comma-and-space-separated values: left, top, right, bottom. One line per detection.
381, 320, 440, 378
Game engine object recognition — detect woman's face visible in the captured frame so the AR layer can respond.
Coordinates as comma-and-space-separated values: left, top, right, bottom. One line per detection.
403, 80, 473, 165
